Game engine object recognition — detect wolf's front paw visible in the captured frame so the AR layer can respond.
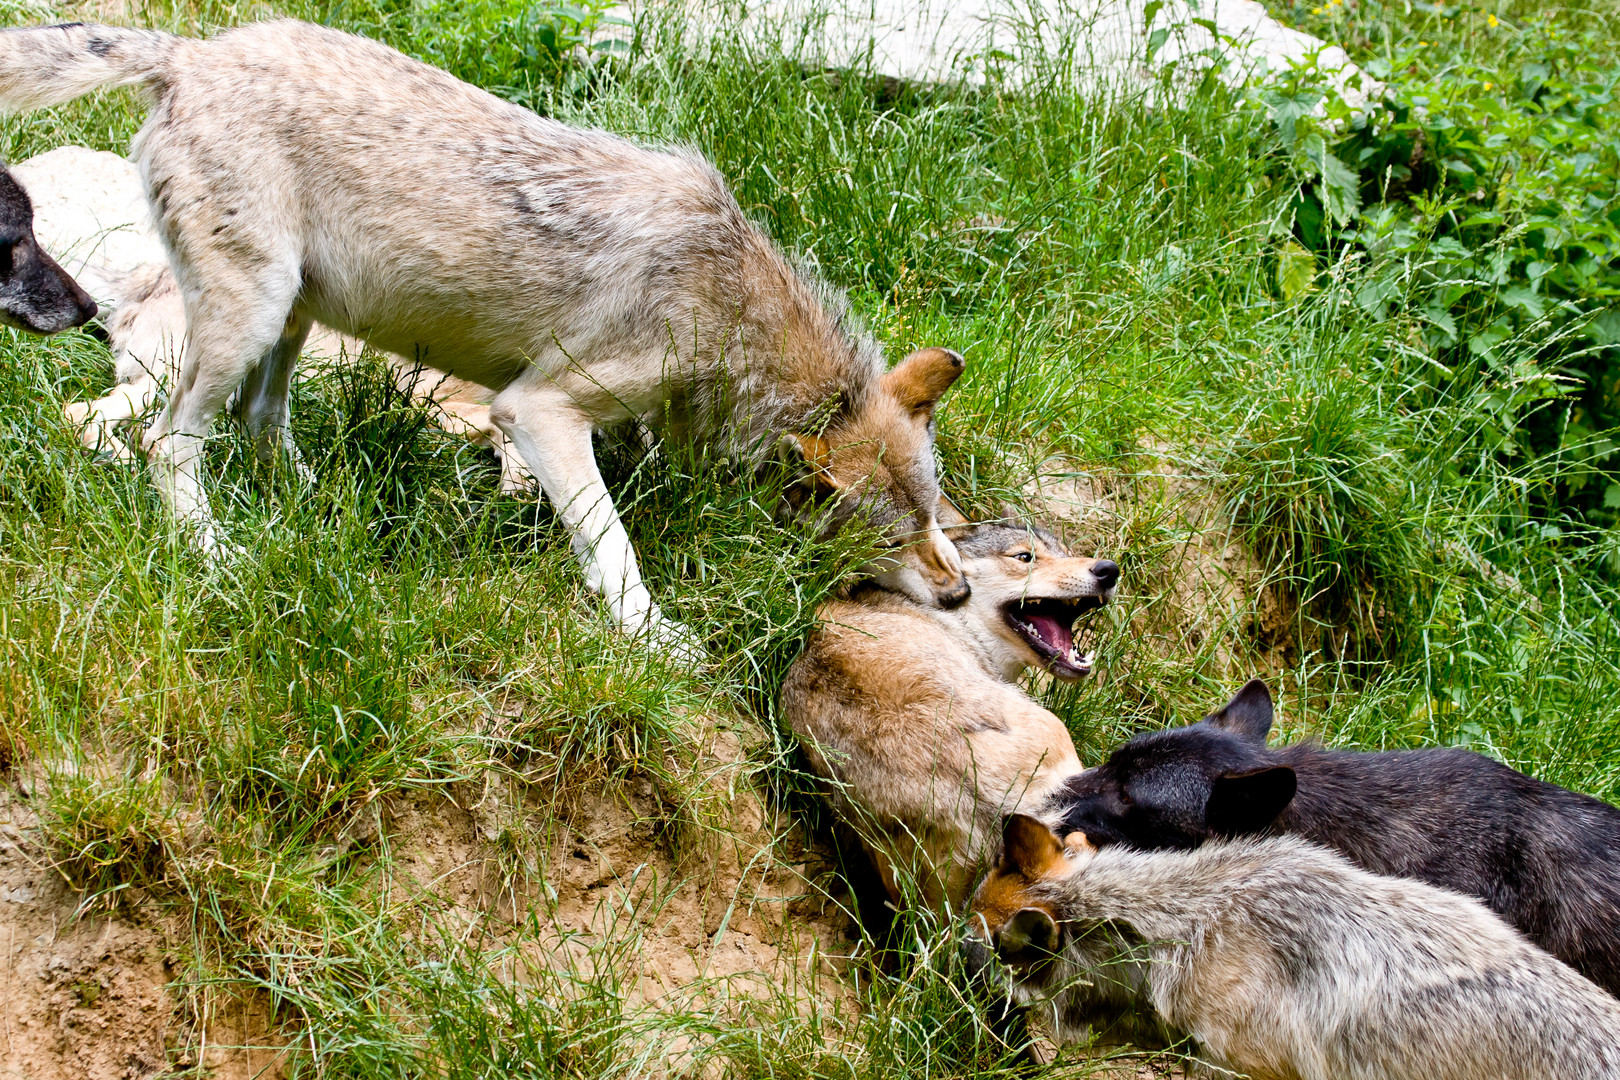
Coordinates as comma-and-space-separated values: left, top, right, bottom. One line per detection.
176, 514, 246, 561
641, 611, 707, 665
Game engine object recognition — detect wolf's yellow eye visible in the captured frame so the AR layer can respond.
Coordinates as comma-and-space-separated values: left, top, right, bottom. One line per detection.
1010, 551, 1033, 563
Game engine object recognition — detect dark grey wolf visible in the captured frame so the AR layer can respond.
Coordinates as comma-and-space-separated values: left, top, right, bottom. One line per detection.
970, 814, 1620, 1078
0, 160, 96, 333
0, 20, 970, 650
1053, 677, 1620, 996
782, 514, 1117, 908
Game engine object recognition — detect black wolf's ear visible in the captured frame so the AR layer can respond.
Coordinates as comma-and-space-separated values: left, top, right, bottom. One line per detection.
881, 347, 964, 418
1203, 679, 1274, 743
1204, 765, 1296, 837
1002, 813, 1064, 879
997, 906, 1060, 962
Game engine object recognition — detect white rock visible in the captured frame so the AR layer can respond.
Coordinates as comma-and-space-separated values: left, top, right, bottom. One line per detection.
608, 0, 1372, 108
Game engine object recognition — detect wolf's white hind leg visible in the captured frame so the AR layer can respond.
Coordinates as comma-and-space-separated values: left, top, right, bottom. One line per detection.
143, 263, 301, 555
490, 379, 701, 660
233, 307, 313, 482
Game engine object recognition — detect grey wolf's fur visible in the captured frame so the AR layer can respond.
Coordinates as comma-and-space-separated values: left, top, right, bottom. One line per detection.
0, 20, 967, 647
972, 821, 1620, 1079
782, 518, 1116, 908
0, 161, 96, 333
1055, 678, 1620, 995
10, 146, 527, 479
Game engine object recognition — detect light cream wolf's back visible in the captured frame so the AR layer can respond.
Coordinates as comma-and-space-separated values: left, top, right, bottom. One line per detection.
0, 20, 971, 648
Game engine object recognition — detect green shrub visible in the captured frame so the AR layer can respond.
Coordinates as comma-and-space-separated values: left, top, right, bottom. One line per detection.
1264, 8, 1620, 521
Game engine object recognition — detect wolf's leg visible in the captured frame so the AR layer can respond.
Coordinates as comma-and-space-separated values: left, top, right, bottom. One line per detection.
143, 266, 301, 554
232, 307, 312, 475
490, 378, 696, 655
492, 428, 537, 495
436, 399, 536, 494
65, 376, 158, 460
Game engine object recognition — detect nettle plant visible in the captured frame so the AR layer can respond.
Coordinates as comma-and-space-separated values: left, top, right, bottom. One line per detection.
364, 0, 629, 107
1264, 14, 1620, 518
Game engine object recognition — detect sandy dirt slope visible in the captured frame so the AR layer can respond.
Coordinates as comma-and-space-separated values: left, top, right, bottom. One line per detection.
0, 727, 862, 1077
0, 778, 283, 1080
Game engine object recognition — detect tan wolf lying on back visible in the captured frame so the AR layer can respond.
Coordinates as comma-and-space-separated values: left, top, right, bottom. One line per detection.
781, 513, 1117, 908
0, 20, 970, 650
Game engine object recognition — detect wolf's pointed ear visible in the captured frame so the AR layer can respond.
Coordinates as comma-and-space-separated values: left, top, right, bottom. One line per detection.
778, 433, 840, 488
1002, 813, 1065, 879
997, 906, 1060, 962
1204, 765, 1296, 837
779, 432, 831, 469
1203, 679, 1274, 743
881, 347, 964, 418
777, 434, 842, 518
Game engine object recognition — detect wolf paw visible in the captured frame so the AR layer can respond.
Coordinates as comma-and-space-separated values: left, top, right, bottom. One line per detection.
183, 517, 246, 561
640, 612, 707, 666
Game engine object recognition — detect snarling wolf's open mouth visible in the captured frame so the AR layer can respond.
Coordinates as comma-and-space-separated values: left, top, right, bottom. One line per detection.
1005, 595, 1106, 680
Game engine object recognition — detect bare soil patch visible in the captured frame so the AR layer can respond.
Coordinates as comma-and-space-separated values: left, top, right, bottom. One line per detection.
1, 780, 174, 1080
1, 721, 861, 1076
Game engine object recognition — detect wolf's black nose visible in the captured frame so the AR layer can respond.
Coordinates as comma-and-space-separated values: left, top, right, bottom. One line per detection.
1091, 559, 1119, 589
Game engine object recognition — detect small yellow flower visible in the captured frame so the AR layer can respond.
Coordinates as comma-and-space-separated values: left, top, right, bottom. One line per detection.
1483, 81, 1493, 90
1487, 13, 1498, 26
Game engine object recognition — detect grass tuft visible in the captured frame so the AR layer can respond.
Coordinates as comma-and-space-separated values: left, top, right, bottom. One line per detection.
1, 0, 1617, 1074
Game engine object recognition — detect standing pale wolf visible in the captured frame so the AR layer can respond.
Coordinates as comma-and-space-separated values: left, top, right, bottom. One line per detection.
0, 20, 970, 648
970, 815, 1620, 1079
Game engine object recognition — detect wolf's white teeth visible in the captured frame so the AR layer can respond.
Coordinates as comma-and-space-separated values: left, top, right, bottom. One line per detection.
1066, 646, 1096, 669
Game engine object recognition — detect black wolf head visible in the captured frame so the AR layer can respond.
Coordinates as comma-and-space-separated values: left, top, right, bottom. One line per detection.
1052, 679, 1298, 849
0, 163, 98, 334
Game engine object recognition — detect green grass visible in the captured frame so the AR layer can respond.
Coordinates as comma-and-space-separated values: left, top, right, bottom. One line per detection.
3, 0, 1619, 1074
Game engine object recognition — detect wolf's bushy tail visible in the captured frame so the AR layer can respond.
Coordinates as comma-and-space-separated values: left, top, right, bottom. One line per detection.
0, 23, 177, 113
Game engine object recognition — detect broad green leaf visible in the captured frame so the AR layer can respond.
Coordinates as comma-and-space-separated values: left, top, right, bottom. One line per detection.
1500, 287, 1547, 318
1315, 164, 1360, 226
1423, 306, 1458, 340
1277, 242, 1317, 301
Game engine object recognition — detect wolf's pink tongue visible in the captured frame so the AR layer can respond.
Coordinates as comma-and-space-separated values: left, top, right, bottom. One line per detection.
1027, 614, 1073, 653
